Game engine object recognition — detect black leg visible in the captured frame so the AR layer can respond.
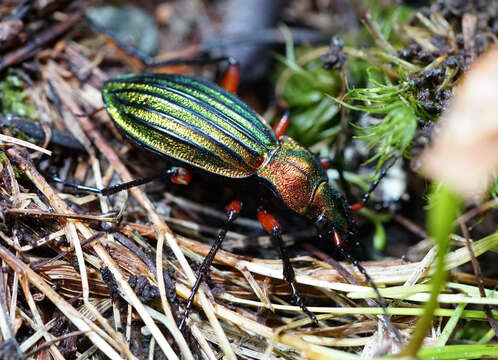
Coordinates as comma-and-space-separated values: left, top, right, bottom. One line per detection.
50, 167, 187, 196
335, 242, 402, 343
355, 157, 398, 210
272, 227, 317, 324
178, 201, 241, 331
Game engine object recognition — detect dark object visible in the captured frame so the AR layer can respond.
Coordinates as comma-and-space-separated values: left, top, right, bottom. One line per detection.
1, 117, 85, 152
321, 36, 347, 70
411, 68, 443, 89
100, 266, 119, 301
444, 55, 459, 68
129, 275, 160, 302
397, 43, 422, 61
220, 0, 285, 80
416, 50, 436, 62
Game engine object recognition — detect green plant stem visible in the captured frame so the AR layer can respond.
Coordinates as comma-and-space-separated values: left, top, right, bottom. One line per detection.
398, 184, 460, 357
417, 344, 498, 360
477, 328, 497, 344
436, 303, 466, 346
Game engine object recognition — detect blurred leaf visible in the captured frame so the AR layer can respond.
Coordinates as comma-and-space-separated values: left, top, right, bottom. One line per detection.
373, 221, 387, 250
400, 183, 461, 356
365, 0, 415, 44
275, 48, 342, 147
286, 97, 340, 146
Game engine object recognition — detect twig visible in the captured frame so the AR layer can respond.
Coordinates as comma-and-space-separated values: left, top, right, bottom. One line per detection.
7, 208, 118, 222
0, 9, 85, 71
24, 330, 88, 357
459, 222, 498, 338
456, 198, 498, 225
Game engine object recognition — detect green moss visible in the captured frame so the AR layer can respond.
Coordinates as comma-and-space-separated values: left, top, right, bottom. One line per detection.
331, 68, 430, 171
0, 151, 8, 165
0, 75, 38, 120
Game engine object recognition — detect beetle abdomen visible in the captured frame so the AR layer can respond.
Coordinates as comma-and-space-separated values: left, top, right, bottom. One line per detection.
102, 74, 278, 178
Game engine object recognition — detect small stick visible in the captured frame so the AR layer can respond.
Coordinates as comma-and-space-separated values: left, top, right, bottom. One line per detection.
0, 9, 84, 71
7, 208, 118, 223
459, 222, 498, 338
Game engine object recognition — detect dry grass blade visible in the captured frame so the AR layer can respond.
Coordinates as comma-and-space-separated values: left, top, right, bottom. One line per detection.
6, 148, 180, 360
0, 243, 123, 359
0, 134, 52, 155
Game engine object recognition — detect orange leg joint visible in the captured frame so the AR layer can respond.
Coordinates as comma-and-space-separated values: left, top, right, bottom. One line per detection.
257, 210, 280, 234
333, 230, 344, 247
220, 62, 240, 94
350, 202, 364, 211
170, 167, 191, 185
226, 199, 242, 216
320, 157, 332, 170
272, 111, 290, 139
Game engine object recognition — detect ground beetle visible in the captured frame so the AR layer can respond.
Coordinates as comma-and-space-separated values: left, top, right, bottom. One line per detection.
95, 60, 382, 330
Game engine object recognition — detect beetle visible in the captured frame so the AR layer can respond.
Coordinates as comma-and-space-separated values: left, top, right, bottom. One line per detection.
98, 62, 381, 330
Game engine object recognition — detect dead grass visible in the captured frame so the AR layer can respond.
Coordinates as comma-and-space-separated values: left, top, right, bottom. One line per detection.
0, 1, 497, 359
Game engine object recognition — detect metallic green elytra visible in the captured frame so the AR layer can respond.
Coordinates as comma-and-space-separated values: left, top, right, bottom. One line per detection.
102, 73, 352, 238
102, 74, 276, 178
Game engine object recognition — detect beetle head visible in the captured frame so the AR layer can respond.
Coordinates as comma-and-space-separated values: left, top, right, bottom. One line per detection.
307, 181, 353, 247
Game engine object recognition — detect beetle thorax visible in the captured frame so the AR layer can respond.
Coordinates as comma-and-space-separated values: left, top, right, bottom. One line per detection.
256, 136, 327, 216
